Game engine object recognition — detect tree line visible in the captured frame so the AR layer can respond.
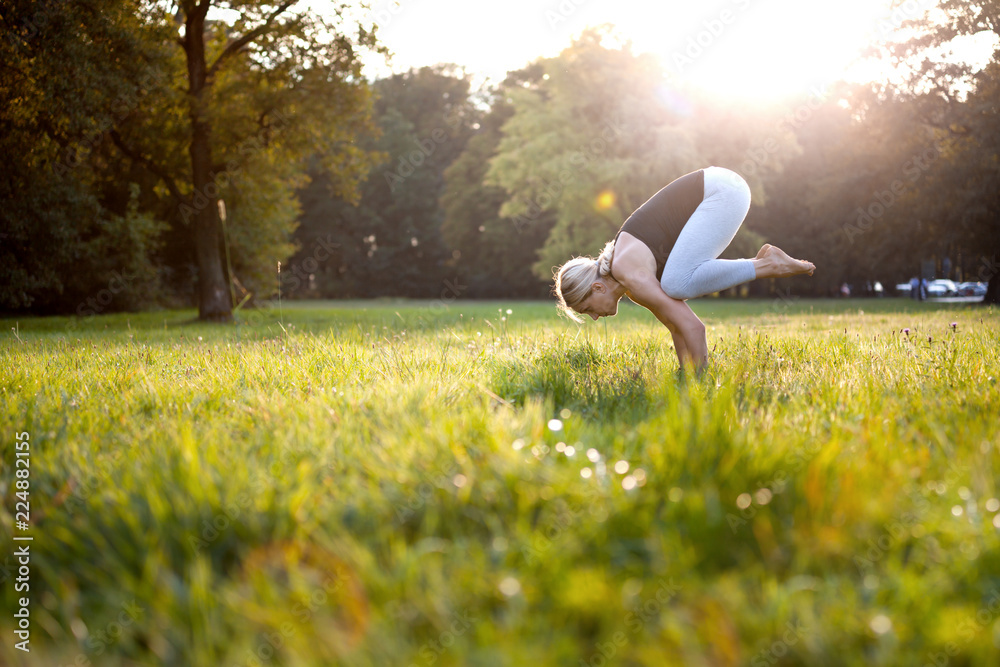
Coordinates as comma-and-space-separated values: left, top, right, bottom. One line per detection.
2, 1, 996, 321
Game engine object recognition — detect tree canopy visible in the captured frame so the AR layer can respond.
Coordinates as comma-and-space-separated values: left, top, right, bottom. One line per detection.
1, 0, 384, 317
1, 2, 997, 313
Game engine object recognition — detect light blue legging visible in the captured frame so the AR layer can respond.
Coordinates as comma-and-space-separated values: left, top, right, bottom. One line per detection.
659, 166, 757, 300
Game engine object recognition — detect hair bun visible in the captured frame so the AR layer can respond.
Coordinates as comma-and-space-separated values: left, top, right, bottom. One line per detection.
595, 239, 615, 277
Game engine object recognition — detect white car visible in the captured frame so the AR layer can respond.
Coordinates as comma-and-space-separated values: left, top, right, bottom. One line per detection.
958, 282, 987, 297
927, 279, 958, 297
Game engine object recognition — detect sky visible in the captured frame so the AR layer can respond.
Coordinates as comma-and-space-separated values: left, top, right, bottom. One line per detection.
352, 0, 997, 102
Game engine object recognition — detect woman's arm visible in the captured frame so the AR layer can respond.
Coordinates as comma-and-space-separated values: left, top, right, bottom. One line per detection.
621, 274, 708, 371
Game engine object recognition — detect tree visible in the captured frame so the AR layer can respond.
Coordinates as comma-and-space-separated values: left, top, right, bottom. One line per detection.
750, 83, 946, 297
871, 0, 1000, 303
289, 65, 479, 298
440, 66, 555, 298
0, 0, 167, 313
940, 61, 1000, 302
134, 0, 384, 320
0, 0, 384, 317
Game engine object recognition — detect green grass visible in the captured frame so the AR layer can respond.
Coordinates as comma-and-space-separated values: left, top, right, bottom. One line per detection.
1, 298, 998, 666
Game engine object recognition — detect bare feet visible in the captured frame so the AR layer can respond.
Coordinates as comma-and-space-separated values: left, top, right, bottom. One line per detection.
752, 245, 815, 279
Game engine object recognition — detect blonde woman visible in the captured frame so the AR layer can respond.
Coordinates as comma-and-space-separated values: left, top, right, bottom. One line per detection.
553, 166, 815, 371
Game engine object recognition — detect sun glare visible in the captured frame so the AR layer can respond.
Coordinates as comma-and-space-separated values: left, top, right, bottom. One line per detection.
631, 0, 896, 101
356, 0, 996, 105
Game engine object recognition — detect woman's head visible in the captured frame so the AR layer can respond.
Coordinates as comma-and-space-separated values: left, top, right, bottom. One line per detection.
553, 239, 618, 323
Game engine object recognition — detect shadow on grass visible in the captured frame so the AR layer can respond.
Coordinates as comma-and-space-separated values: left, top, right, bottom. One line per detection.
490, 340, 652, 422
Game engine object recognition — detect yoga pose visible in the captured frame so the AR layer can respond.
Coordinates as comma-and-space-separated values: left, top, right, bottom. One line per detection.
553, 166, 815, 371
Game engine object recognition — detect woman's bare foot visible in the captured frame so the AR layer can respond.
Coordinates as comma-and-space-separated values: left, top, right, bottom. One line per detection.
752, 245, 815, 279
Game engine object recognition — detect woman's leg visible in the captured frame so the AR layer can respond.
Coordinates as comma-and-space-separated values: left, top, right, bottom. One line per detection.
660, 166, 756, 300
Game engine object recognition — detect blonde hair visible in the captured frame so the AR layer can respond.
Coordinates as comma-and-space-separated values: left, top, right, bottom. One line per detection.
552, 239, 616, 323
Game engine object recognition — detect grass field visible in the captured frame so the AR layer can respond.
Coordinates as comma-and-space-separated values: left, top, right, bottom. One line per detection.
1, 297, 999, 666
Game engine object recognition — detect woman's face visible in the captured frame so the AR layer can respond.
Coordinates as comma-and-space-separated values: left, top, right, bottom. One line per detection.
575, 281, 619, 321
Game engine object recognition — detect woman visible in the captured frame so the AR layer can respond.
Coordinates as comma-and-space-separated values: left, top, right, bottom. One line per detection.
553, 166, 815, 371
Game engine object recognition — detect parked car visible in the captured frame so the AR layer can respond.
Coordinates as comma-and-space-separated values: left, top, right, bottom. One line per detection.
895, 283, 912, 294
957, 281, 987, 297
927, 279, 958, 297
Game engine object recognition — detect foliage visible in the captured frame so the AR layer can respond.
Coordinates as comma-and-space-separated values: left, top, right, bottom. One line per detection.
0, 0, 165, 311
287, 66, 480, 299
748, 85, 940, 297
855, 0, 1000, 301
2, 2, 997, 311
0, 0, 385, 314
440, 65, 556, 298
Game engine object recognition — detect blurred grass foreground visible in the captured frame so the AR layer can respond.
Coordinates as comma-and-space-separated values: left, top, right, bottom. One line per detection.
1, 298, 999, 666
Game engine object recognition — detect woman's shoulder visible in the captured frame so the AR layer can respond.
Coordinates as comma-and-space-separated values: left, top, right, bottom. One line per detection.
611, 232, 657, 284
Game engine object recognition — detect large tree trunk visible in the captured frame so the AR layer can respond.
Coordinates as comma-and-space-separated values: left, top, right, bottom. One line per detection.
985, 272, 1000, 305
184, 2, 232, 322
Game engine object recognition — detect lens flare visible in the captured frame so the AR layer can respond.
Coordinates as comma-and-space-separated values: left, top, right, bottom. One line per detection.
654, 84, 693, 117
595, 190, 616, 211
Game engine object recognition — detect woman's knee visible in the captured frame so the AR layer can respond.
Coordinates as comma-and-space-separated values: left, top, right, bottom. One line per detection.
711, 168, 751, 208
730, 175, 752, 212
661, 274, 697, 300
713, 166, 749, 193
